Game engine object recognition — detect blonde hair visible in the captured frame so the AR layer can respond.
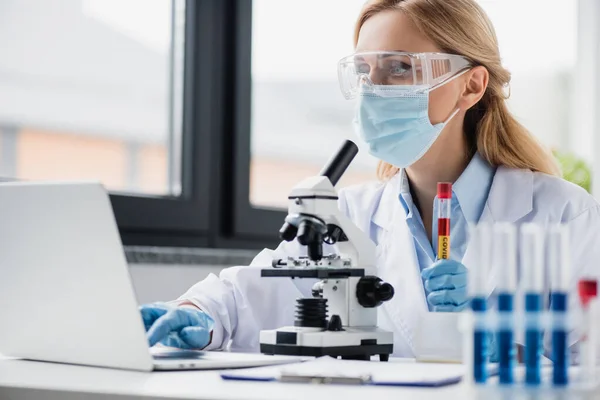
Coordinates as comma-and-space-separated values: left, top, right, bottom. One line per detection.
355, 0, 561, 179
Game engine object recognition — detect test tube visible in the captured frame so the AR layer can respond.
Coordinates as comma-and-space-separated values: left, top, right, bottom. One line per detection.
548, 224, 570, 386
493, 223, 517, 385
469, 223, 492, 383
436, 182, 452, 260
520, 223, 544, 386
578, 279, 598, 384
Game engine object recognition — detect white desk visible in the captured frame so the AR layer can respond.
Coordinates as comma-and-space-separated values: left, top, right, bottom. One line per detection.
0, 357, 468, 400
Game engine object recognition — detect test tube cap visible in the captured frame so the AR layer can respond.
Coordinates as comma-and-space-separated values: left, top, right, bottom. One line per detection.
579, 279, 598, 307
437, 182, 452, 199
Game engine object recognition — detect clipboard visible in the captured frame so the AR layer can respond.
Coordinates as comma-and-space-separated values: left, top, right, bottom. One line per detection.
220, 356, 464, 387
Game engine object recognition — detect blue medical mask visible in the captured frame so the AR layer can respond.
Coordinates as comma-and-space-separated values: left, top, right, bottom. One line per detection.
353, 77, 463, 169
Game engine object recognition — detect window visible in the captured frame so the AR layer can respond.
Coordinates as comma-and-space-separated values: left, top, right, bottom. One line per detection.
0, 0, 184, 196
231, 0, 375, 242
479, 0, 598, 192
0, 0, 221, 248
1, 0, 597, 250
477, 0, 578, 157
249, 0, 375, 210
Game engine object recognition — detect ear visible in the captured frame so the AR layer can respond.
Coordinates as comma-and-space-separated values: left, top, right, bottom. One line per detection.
457, 66, 489, 110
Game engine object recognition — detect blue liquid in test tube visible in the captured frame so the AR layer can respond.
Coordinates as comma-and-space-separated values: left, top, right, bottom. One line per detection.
497, 294, 514, 384
548, 225, 570, 386
525, 293, 542, 384
469, 224, 492, 383
471, 297, 488, 383
493, 223, 517, 385
521, 224, 545, 386
551, 292, 568, 385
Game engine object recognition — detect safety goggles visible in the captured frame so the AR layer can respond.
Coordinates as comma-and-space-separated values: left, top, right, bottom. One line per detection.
337, 51, 472, 99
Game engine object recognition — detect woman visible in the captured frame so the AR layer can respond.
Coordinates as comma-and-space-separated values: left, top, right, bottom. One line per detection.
140, 0, 600, 358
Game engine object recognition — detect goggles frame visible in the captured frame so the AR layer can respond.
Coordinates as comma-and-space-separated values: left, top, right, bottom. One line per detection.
337, 51, 472, 99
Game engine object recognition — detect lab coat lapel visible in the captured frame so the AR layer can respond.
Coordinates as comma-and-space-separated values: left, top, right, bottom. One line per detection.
375, 185, 428, 354
461, 166, 534, 296
461, 203, 497, 296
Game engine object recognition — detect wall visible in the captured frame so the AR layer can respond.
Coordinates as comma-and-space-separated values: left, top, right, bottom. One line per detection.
128, 264, 225, 304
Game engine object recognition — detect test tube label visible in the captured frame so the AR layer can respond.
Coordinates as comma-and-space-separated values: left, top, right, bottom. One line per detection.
438, 218, 450, 259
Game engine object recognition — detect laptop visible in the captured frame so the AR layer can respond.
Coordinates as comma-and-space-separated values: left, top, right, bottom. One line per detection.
0, 181, 300, 371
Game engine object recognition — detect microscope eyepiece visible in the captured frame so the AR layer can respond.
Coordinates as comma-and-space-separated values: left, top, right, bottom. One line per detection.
319, 140, 359, 187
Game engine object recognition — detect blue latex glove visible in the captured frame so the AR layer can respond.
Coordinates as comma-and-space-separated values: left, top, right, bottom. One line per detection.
421, 259, 469, 312
140, 303, 215, 349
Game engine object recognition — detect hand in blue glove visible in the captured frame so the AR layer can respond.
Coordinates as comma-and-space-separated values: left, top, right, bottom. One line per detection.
140, 303, 215, 349
421, 259, 469, 312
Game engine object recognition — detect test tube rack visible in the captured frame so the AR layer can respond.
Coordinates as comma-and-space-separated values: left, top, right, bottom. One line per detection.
463, 222, 598, 392
460, 306, 599, 390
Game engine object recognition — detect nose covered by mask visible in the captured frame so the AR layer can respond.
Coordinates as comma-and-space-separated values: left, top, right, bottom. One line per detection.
353, 77, 463, 169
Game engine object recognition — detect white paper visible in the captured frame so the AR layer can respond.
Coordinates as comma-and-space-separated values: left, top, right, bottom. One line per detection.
414, 312, 463, 363
222, 356, 464, 384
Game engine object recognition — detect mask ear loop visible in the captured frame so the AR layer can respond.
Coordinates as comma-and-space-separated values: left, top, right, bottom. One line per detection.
424, 68, 471, 123
443, 107, 461, 125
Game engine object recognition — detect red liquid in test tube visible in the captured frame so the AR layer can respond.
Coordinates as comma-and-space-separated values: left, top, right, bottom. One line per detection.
437, 182, 452, 260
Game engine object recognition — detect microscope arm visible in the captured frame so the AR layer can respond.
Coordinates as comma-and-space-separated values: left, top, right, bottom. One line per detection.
330, 212, 377, 274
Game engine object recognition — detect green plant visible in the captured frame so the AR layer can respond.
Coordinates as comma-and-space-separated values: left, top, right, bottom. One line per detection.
553, 150, 592, 193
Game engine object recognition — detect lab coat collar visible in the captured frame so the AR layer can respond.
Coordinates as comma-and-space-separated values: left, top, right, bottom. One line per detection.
463, 166, 534, 295
453, 153, 495, 223
397, 170, 412, 218
372, 163, 534, 231
372, 173, 401, 231
486, 165, 534, 223
396, 153, 494, 224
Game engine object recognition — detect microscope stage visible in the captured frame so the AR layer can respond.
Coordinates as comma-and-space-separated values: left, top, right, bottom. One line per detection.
261, 268, 365, 279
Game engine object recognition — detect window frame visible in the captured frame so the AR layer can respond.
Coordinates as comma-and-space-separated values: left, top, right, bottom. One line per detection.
115, 0, 284, 250
112, 0, 219, 248
230, 0, 287, 244
0, 0, 296, 251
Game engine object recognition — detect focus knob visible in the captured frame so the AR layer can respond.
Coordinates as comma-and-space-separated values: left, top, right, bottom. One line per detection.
377, 282, 394, 302
356, 276, 395, 308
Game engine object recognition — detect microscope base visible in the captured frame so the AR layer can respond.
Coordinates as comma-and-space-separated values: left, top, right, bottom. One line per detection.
259, 326, 393, 361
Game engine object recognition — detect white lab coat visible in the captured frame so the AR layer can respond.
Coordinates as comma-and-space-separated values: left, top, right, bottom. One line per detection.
176, 166, 600, 357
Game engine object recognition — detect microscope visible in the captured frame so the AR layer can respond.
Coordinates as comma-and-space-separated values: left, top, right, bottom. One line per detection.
259, 140, 395, 361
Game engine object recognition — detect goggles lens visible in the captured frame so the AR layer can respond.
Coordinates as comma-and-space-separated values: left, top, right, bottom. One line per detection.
337, 51, 471, 99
